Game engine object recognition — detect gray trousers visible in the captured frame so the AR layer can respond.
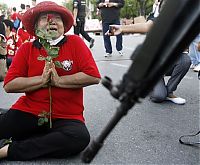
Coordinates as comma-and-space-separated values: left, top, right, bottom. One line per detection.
150, 53, 191, 102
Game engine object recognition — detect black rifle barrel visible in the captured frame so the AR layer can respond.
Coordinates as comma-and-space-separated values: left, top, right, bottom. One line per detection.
81, 0, 200, 163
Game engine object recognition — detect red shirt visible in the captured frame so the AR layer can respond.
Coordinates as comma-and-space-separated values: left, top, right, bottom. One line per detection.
6, 31, 23, 59
10, 12, 18, 21
4, 35, 101, 122
17, 28, 32, 43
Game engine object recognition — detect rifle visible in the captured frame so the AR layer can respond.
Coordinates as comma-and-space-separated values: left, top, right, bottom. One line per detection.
81, 0, 200, 163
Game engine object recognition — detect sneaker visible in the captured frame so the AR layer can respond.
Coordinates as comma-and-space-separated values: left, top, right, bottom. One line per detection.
104, 53, 112, 57
193, 64, 200, 72
118, 50, 124, 56
190, 64, 196, 69
89, 39, 95, 48
166, 94, 186, 105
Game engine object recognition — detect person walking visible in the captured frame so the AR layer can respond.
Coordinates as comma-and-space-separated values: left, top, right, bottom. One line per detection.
0, 1, 101, 161
73, 0, 95, 48
97, 0, 124, 57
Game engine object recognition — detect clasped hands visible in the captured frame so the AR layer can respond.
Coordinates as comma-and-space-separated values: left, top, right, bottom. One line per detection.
42, 60, 60, 87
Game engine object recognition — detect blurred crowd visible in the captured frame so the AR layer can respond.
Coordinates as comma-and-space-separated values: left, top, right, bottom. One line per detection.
0, 3, 35, 81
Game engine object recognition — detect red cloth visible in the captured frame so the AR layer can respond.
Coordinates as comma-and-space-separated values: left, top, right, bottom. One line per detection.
17, 28, 32, 43
6, 32, 23, 59
10, 12, 18, 21
4, 35, 101, 122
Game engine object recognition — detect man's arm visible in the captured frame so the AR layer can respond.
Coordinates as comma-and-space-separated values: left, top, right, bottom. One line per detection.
107, 20, 154, 35
106, 0, 125, 8
73, 0, 78, 26
73, 8, 78, 26
96, 0, 105, 8
97, 0, 124, 8
120, 20, 154, 33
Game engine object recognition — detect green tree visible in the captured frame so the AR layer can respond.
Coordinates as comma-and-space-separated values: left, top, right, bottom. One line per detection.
63, 0, 155, 19
0, 3, 8, 16
63, 0, 73, 11
120, 0, 154, 18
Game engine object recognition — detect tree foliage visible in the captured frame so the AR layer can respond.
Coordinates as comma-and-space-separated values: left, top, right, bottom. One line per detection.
0, 3, 8, 16
120, 0, 154, 18
63, 0, 73, 11
64, 0, 155, 19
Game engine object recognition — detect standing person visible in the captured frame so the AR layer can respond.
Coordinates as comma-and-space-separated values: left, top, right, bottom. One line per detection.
0, 1, 101, 161
10, 7, 21, 31
32, 0, 37, 7
25, 5, 31, 11
0, 23, 7, 82
106, 0, 191, 105
189, 33, 200, 72
10, 7, 18, 22
2, 19, 23, 69
73, 0, 95, 48
19, 4, 26, 15
97, 0, 124, 57
0, 35, 7, 82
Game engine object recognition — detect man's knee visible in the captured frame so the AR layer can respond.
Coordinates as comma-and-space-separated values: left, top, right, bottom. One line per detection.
180, 54, 191, 71
150, 93, 166, 103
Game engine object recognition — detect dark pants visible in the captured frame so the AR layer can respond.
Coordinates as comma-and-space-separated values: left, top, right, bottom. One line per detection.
150, 53, 191, 102
6, 57, 12, 69
74, 18, 92, 43
102, 20, 123, 54
0, 109, 90, 160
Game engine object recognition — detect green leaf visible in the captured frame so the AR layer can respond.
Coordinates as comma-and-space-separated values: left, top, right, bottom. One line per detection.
44, 117, 49, 123
51, 46, 59, 51
38, 118, 45, 126
46, 56, 52, 62
43, 42, 50, 49
54, 61, 63, 68
37, 55, 46, 61
48, 31, 58, 38
36, 29, 46, 39
45, 35, 53, 41
48, 49, 59, 58
4, 137, 12, 145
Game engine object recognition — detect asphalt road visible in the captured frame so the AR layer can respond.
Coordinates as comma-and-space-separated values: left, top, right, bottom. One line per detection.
0, 34, 199, 165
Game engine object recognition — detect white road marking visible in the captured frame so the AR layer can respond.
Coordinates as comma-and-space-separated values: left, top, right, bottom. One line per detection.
110, 63, 129, 68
